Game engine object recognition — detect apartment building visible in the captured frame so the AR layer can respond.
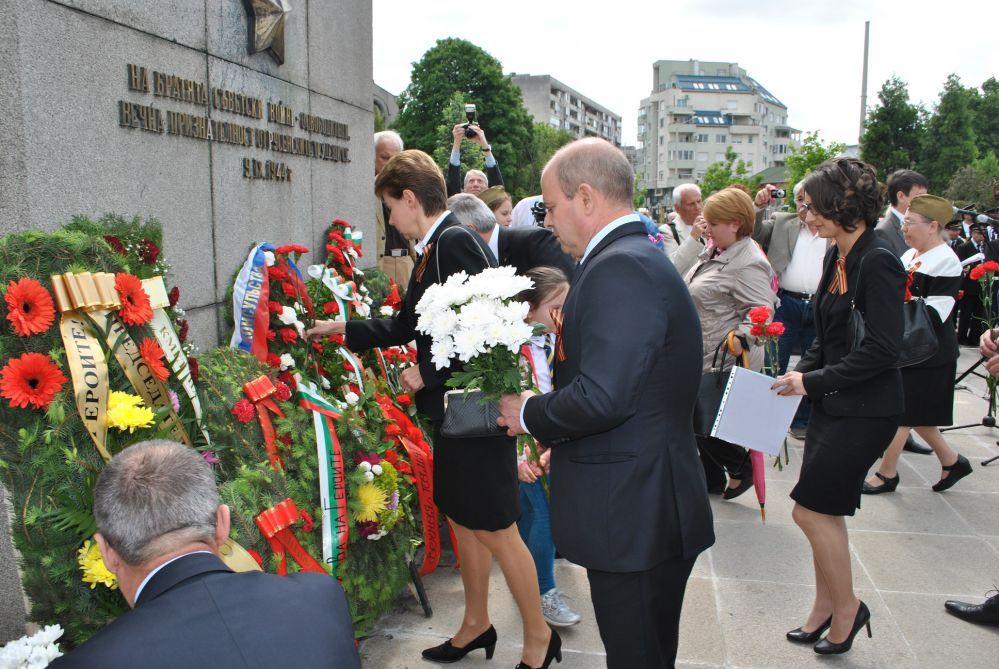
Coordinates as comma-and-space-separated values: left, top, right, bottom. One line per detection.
511, 73, 622, 146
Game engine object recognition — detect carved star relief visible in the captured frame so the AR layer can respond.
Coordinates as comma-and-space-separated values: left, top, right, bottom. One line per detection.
242, 0, 291, 65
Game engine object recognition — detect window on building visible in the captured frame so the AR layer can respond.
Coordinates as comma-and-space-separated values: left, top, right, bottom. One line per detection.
659, 136, 664, 145
732, 137, 742, 144
696, 152, 708, 162
659, 117, 664, 127
696, 133, 708, 142
716, 134, 726, 142
676, 97, 688, 108
748, 136, 754, 144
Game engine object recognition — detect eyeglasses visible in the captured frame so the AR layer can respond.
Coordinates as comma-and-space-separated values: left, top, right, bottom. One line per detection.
802, 203, 818, 214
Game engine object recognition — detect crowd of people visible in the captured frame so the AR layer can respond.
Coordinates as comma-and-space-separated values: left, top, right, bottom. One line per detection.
52, 122, 999, 669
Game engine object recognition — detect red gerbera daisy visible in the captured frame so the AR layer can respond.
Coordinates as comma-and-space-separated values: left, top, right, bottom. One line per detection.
115, 273, 153, 326
4, 278, 56, 337
0, 352, 68, 410
139, 338, 169, 382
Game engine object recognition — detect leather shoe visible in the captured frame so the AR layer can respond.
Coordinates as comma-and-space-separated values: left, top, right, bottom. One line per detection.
862, 472, 899, 495
422, 626, 497, 663
944, 594, 999, 627
786, 616, 832, 643
814, 601, 872, 655
903, 435, 933, 455
933, 454, 973, 492
722, 477, 753, 500
516, 629, 562, 669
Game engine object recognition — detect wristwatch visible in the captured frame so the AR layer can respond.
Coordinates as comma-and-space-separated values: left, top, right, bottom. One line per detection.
482, 144, 491, 153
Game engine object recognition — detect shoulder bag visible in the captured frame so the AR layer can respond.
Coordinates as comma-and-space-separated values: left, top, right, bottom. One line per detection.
693, 331, 748, 437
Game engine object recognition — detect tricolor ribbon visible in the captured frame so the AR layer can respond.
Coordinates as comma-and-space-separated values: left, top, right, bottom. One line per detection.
308, 265, 358, 322
296, 381, 350, 579
254, 498, 327, 576
343, 226, 363, 261
338, 346, 365, 393
243, 375, 286, 471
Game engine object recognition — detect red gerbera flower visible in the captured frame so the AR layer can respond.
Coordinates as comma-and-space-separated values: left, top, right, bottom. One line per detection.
139, 338, 169, 382
115, 273, 153, 326
4, 278, 56, 337
168, 286, 180, 307
748, 306, 771, 325
103, 235, 127, 255
274, 381, 292, 401
231, 399, 255, 422
188, 356, 200, 383
140, 239, 160, 265
0, 352, 67, 410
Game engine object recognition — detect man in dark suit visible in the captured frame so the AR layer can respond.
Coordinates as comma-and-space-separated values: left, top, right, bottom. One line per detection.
956, 225, 990, 345
498, 138, 715, 669
446, 123, 503, 197
448, 193, 576, 277
52, 440, 359, 669
874, 169, 928, 256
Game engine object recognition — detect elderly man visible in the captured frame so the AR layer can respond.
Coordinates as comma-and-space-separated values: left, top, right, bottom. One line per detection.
448, 193, 575, 277
446, 122, 504, 197
660, 183, 708, 275
875, 169, 929, 256
497, 138, 714, 669
51, 440, 359, 669
374, 130, 415, 289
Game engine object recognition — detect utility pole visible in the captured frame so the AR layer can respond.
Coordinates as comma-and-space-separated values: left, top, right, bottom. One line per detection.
859, 20, 870, 143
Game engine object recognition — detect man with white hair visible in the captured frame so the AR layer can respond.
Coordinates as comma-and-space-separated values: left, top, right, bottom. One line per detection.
446, 123, 504, 197
660, 183, 708, 275
374, 130, 415, 288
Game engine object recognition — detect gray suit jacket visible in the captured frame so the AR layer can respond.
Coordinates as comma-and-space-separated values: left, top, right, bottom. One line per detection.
874, 210, 908, 256
753, 209, 806, 275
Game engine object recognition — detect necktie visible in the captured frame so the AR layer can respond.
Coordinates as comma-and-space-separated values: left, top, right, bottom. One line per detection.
828, 256, 848, 295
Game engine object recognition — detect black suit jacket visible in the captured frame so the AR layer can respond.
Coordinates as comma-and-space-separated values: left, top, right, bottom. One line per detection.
522, 221, 714, 573
796, 228, 905, 416
346, 214, 495, 420
51, 553, 359, 669
446, 161, 504, 197
496, 226, 576, 278
874, 210, 907, 256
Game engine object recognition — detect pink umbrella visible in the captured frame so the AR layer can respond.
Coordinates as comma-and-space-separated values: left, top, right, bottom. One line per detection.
750, 449, 766, 523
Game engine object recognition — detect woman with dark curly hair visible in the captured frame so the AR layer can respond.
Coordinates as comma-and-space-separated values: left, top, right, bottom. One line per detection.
773, 158, 905, 655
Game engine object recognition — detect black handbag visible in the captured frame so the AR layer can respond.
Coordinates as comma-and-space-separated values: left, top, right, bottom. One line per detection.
693, 332, 749, 437
440, 389, 508, 439
848, 249, 938, 367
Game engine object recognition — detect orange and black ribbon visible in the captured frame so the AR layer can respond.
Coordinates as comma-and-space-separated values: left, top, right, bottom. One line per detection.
549, 306, 566, 362
415, 243, 433, 282
243, 376, 286, 471
828, 256, 848, 295
254, 498, 326, 576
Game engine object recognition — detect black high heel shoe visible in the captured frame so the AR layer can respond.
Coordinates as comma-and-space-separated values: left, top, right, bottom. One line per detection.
862, 472, 898, 495
515, 629, 562, 669
422, 625, 497, 663
786, 615, 832, 643
813, 601, 871, 655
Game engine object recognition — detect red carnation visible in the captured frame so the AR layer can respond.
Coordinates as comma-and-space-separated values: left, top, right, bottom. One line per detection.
750, 324, 765, 337
266, 353, 281, 368
275, 244, 309, 256
278, 371, 297, 390
266, 329, 276, 342
140, 239, 160, 265
748, 306, 771, 325
323, 301, 340, 315
983, 261, 999, 273
327, 334, 346, 346
278, 433, 292, 445
188, 356, 199, 382
168, 286, 180, 307
103, 235, 127, 255
279, 327, 298, 344
268, 265, 289, 281
396, 394, 412, 407
231, 399, 255, 422
280, 282, 298, 298
395, 461, 412, 475
177, 319, 189, 343
311, 341, 324, 354
268, 300, 283, 313
765, 322, 785, 337
274, 381, 292, 401
970, 266, 985, 281
383, 449, 398, 464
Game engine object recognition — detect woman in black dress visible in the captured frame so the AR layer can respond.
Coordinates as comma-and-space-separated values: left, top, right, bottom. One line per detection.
774, 158, 905, 655
307, 150, 557, 669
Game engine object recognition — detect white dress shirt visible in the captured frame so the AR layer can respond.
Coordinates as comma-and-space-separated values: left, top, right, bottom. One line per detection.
414, 211, 451, 256
780, 226, 826, 293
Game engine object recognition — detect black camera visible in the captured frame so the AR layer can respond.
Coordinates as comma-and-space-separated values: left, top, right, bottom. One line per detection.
530, 200, 547, 224
771, 188, 786, 198
462, 103, 479, 138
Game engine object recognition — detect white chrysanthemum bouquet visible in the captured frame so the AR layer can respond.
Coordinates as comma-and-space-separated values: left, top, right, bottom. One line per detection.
0, 625, 64, 668
415, 266, 536, 400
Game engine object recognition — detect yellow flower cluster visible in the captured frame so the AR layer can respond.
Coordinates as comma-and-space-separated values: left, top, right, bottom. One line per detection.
106, 391, 155, 432
78, 539, 117, 590
352, 483, 388, 523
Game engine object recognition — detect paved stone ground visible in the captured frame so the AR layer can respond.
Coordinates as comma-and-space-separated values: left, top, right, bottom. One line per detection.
360, 346, 999, 668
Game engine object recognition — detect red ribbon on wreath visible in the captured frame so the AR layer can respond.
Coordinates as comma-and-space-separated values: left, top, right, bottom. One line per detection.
243, 375, 286, 471
255, 498, 326, 576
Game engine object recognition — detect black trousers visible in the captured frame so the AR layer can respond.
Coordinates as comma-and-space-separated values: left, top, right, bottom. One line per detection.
587, 555, 696, 669
696, 435, 752, 479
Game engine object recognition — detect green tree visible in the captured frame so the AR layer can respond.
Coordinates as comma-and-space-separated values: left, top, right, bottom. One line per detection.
784, 131, 846, 192
920, 74, 978, 192
431, 92, 486, 175
971, 77, 999, 159
699, 146, 760, 197
393, 38, 535, 199
945, 152, 999, 209
527, 122, 574, 194
373, 107, 386, 133
860, 76, 926, 179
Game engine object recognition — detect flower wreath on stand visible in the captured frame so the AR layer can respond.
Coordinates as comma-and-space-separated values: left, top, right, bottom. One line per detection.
0, 216, 211, 647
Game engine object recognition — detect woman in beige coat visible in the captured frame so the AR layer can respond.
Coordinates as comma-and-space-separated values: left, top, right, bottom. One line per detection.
685, 187, 778, 499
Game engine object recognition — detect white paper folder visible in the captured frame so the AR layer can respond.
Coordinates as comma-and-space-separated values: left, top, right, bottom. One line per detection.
710, 366, 803, 455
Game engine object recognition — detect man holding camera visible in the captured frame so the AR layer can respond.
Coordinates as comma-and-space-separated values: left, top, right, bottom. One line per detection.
446, 121, 504, 197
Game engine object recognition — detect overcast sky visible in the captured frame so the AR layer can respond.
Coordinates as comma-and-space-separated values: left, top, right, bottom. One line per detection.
373, 0, 997, 149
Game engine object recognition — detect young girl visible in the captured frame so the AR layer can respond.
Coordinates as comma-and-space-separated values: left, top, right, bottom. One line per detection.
516, 266, 581, 628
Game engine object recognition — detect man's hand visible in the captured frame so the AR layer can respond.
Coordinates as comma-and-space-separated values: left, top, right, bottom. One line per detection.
985, 354, 999, 379
690, 215, 708, 240
474, 126, 489, 150
400, 366, 425, 393
304, 319, 346, 340
980, 328, 998, 360
497, 390, 535, 437
451, 123, 465, 150
755, 184, 777, 209
773, 371, 806, 396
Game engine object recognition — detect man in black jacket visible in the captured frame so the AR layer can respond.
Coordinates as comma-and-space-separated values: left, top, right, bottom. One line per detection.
51, 440, 360, 669
448, 193, 576, 277
498, 138, 714, 669
446, 123, 503, 197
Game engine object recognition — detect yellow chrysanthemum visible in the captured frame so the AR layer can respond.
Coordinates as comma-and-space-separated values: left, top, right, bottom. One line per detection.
78, 539, 117, 590
352, 483, 388, 523
106, 392, 155, 432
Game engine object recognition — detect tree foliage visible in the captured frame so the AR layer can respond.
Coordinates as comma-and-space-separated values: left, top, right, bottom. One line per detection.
971, 77, 999, 160
527, 122, 575, 196
945, 152, 999, 210
920, 74, 978, 192
783, 132, 845, 192
698, 147, 760, 197
393, 38, 535, 200
860, 76, 926, 180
